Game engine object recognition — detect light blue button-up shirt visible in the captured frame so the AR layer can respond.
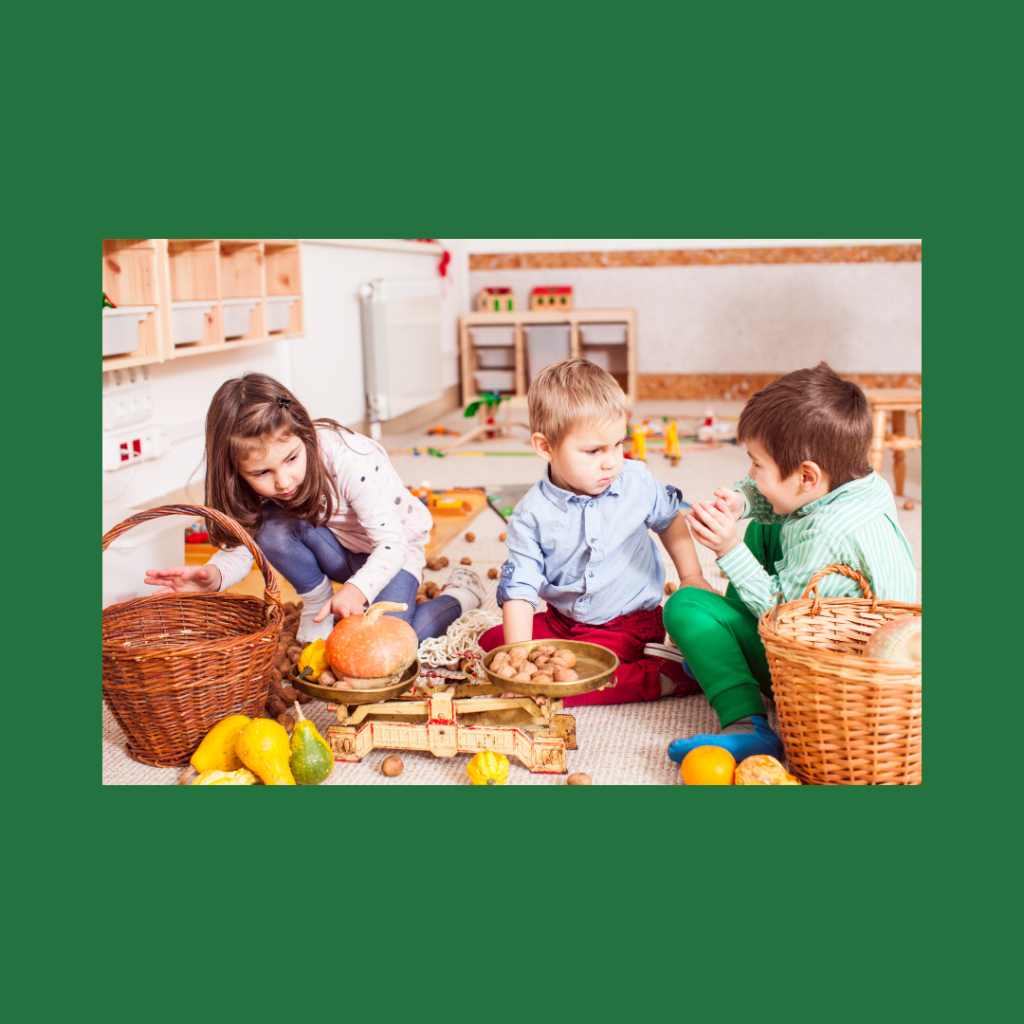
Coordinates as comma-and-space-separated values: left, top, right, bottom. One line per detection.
496, 459, 684, 625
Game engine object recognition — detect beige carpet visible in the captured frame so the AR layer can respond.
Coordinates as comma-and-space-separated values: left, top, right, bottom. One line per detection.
102, 399, 920, 786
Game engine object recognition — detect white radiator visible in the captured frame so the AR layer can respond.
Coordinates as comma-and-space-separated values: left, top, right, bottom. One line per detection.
359, 278, 443, 435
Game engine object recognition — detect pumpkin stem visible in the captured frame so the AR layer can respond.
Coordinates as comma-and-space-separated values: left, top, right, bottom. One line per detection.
293, 701, 305, 722
363, 601, 409, 626
486, 778, 496, 784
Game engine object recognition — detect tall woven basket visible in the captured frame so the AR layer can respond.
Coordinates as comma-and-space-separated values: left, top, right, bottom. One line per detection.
758, 565, 921, 786
102, 505, 284, 768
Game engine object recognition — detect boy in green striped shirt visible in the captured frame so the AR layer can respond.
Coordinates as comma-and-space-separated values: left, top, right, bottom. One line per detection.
664, 363, 917, 764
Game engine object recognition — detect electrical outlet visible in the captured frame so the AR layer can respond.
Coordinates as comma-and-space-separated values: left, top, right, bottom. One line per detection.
103, 424, 169, 471
103, 366, 154, 432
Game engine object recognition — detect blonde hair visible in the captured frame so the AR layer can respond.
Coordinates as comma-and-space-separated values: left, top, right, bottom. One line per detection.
527, 357, 628, 446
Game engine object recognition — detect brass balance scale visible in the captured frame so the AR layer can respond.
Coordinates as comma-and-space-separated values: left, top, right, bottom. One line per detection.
291, 639, 619, 775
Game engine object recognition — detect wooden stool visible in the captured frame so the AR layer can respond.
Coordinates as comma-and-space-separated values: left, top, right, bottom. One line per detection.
863, 388, 922, 497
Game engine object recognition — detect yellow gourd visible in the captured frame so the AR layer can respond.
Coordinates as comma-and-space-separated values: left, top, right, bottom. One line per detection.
192, 768, 259, 785
297, 639, 331, 682
190, 714, 251, 774
236, 719, 296, 785
466, 750, 509, 785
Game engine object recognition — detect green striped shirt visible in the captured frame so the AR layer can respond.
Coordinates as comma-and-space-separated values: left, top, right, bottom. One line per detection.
717, 471, 918, 619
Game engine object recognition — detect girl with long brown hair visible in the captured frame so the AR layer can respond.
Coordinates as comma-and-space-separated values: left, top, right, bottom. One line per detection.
145, 373, 483, 643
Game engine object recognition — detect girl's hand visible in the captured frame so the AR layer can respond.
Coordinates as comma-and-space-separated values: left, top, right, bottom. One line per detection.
314, 581, 367, 623
712, 487, 746, 522
144, 564, 222, 596
686, 502, 741, 558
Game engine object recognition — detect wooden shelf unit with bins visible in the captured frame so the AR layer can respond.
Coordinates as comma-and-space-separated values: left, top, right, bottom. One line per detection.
101, 239, 304, 372
458, 309, 637, 407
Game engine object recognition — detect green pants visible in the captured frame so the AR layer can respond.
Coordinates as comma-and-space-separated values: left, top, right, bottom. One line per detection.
663, 523, 783, 728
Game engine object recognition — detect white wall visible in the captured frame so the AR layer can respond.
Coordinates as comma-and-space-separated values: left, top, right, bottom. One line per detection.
463, 239, 920, 252
465, 240, 921, 376
102, 240, 467, 510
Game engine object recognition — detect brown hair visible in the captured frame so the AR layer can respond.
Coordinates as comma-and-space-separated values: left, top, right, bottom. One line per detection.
527, 357, 628, 447
203, 373, 347, 547
737, 362, 872, 488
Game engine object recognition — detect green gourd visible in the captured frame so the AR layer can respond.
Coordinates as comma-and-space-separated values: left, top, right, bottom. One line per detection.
290, 702, 334, 785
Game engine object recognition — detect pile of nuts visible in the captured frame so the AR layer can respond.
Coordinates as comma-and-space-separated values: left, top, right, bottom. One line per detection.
489, 644, 580, 683
266, 600, 315, 723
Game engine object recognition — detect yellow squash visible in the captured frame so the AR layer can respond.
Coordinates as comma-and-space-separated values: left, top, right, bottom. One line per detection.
297, 639, 331, 682
466, 750, 509, 785
236, 719, 296, 785
192, 768, 259, 785
190, 714, 251, 774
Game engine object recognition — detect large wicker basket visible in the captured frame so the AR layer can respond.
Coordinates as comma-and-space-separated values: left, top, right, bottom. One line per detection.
102, 504, 284, 768
758, 565, 921, 786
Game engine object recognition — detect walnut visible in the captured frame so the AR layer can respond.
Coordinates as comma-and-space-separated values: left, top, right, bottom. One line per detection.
554, 668, 580, 682
532, 673, 554, 683
487, 568, 499, 579
512, 671, 533, 683
438, 556, 449, 567
499, 532, 506, 542
552, 649, 577, 669
465, 532, 475, 542
318, 669, 336, 687
460, 556, 472, 565
664, 582, 677, 595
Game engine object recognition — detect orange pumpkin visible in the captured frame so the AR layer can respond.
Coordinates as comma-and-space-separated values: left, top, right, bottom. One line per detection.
325, 601, 418, 687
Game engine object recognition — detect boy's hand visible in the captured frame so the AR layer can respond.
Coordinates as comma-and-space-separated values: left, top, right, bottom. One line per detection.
314, 581, 367, 623
712, 487, 745, 522
686, 501, 741, 558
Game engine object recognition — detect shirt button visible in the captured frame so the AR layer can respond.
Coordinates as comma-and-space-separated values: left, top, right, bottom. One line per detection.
589, 572, 594, 577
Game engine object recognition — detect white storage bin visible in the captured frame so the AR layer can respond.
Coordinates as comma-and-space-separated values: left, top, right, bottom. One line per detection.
583, 345, 629, 375
524, 324, 571, 384
474, 369, 515, 392
102, 306, 156, 356
222, 298, 260, 338
468, 325, 516, 347
476, 347, 514, 369
171, 300, 217, 345
266, 294, 300, 333
579, 322, 628, 344
102, 509, 194, 608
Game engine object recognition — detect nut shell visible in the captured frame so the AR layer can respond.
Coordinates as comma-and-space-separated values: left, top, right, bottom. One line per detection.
487, 568, 499, 579
460, 557, 472, 565
381, 755, 405, 777
465, 532, 475, 542
567, 773, 592, 785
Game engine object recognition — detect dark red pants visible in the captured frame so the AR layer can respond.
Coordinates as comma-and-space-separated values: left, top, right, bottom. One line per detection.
478, 605, 699, 707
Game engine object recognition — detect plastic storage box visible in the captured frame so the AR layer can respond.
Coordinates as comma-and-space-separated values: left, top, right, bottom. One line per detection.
102, 509, 193, 608
579, 323, 628, 345
103, 306, 156, 357
523, 324, 571, 384
468, 325, 516, 347
474, 369, 515, 392
476, 347, 514, 368
171, 300, 217, 345
265, 295, 300, 333
222, 298, 260, 338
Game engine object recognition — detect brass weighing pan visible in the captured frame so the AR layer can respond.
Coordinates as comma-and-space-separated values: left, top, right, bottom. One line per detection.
290, 659, 420, 705
482, 639, 618, 698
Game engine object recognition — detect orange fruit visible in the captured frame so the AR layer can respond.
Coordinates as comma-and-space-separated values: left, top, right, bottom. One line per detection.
680, 745, 736, 785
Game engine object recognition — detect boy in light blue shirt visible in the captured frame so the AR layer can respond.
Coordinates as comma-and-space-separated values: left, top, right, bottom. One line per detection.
478, 358, 713, 706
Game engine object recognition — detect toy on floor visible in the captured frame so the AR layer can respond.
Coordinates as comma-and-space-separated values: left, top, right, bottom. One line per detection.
697, 406, 739, 443
630, 424, 647, 461
664, 420, 680, 463
530, 285, 573, 310
426, 425, 460, 437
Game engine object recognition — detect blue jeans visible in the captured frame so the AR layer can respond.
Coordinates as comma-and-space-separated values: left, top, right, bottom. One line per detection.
255, 503, 461, 643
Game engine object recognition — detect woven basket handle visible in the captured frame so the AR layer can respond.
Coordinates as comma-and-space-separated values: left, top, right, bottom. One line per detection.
101, 504, 282, 614
801, 564, 876, 616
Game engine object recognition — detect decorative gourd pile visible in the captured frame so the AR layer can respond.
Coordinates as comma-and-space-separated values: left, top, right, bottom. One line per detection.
187, 707, 334, 786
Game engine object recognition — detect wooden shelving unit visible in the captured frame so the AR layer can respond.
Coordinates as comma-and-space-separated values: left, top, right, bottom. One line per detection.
458, 308, 637, 407
102, 239, 304, 372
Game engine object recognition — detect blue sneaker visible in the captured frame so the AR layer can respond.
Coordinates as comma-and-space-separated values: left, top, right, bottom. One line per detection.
668, 716, 784, 765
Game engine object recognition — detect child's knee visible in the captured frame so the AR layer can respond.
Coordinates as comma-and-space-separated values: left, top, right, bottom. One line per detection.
663, 586, 724, 644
